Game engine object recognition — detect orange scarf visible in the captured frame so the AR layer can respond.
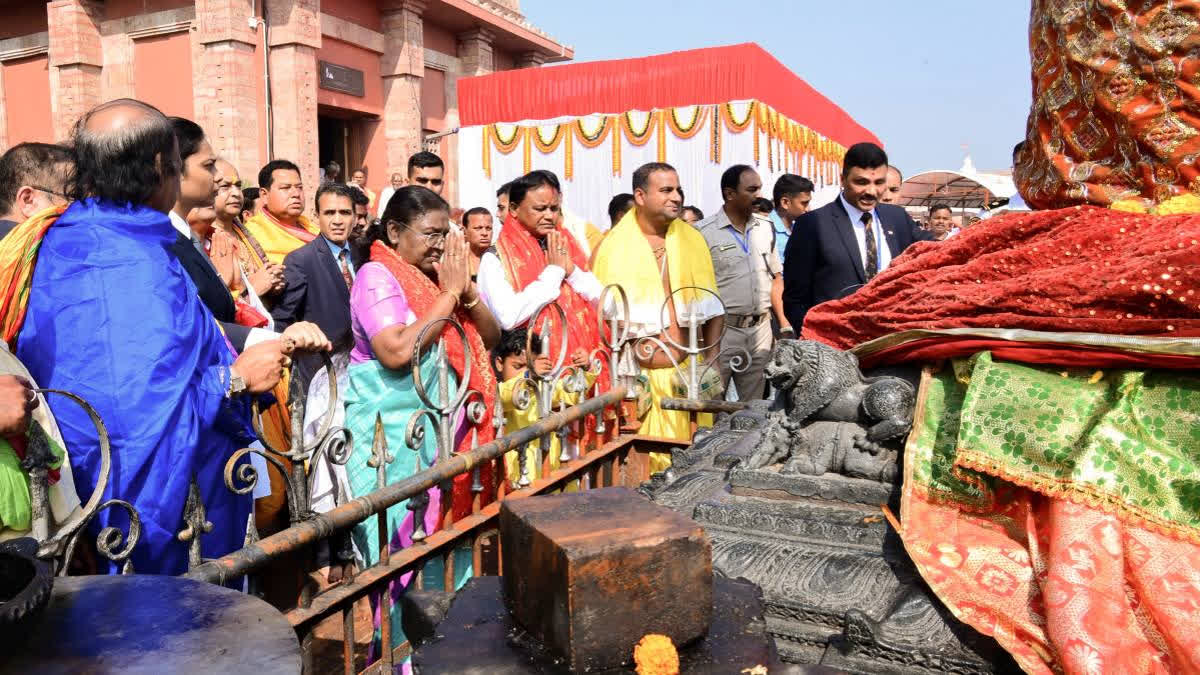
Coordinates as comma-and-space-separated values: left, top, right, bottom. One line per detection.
0, 206, 65, 349
370, 240, 496, 517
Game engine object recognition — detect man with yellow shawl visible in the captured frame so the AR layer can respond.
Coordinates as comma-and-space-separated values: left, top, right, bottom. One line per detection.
242, 159, 321, 265
593, 163, 724, 471
797, 3, 1200, 672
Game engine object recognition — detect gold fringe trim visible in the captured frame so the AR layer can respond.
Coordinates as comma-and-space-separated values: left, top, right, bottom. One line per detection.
954, 449, 1200, 545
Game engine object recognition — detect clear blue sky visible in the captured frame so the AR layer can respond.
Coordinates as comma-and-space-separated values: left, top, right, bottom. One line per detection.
521, 0, 1032, 175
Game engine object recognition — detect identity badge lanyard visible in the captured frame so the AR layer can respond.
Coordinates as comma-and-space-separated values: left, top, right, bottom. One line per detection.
729, 228, 750, 254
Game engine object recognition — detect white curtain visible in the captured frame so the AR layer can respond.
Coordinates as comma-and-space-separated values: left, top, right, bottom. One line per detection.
457, 101, 840, 231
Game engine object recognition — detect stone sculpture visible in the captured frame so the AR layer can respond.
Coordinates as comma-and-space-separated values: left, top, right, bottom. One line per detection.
641, 340, 1017, 673
746, 340, 914, 481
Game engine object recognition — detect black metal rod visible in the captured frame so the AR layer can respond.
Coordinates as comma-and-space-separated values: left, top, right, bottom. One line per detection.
186, 387, 628, 585
659, 397, 750, 413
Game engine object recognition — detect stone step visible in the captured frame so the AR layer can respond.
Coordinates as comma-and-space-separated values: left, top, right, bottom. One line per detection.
695, 491, 890, 550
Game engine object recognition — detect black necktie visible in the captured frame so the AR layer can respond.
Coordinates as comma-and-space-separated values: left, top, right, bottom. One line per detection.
861, 212, 878, 280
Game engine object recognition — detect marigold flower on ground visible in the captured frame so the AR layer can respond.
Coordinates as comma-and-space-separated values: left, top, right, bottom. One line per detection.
633, 633, 679, 675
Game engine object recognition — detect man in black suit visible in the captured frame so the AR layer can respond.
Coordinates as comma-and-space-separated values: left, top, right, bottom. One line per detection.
167, 116, 328, 353
272, 182, 361, 385
782, 143, 933, 330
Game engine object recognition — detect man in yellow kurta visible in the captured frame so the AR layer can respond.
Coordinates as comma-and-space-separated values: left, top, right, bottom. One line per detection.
242, 159, 320, 264
592, 162, 724, 471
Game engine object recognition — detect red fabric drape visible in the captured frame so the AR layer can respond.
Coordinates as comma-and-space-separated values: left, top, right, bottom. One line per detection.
802, 206, 1200, 350
458, 43, 878, 149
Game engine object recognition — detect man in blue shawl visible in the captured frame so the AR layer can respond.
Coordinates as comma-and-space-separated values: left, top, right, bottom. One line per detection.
14, 99, 317, 574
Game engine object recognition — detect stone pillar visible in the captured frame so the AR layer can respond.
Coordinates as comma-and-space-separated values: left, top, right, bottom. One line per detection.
515, 51, 545, 70
195, 0, 262, 186
99, 33, 135, 101
381, 0, 425, 179
265, 0, 320, 201
47, 0, 104, 141
457, 28, 494, 77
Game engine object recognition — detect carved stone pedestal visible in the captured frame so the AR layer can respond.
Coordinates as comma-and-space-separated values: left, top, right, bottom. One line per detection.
642, 408, 1018, 674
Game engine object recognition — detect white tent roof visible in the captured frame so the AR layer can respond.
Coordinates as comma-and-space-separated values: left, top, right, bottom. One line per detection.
898, 155, 1017, 209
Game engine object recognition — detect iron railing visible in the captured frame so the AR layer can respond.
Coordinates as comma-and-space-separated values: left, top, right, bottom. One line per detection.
16, 282, 740, 673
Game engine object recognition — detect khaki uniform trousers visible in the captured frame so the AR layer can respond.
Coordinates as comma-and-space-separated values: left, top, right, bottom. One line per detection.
717, 317, 774, 402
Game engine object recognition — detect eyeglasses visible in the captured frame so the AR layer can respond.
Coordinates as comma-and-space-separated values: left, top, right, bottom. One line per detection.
30, 185, 66, 201
395, 222, 446, 247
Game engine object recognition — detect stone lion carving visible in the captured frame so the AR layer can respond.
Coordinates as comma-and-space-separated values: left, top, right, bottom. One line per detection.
746, 340, 915, 481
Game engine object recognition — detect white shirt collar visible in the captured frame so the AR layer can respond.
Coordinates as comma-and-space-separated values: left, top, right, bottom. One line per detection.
839, 193, 878, 226
167, 209, 194, 240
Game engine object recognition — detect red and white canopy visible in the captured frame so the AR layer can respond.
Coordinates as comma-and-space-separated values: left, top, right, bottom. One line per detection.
456, 43, 879, 238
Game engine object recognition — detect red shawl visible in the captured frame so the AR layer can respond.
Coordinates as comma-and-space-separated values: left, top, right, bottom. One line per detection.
495, 213, 607, 370
802, 206, 1200, 359
370, 240, 496, 518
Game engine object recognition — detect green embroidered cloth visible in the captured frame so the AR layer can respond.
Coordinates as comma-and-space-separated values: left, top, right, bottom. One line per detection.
0, 422, 66, 532
911, 352, 1200, 540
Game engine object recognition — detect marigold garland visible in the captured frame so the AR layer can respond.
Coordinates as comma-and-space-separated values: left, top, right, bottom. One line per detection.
612, 114, 622, 175
480, 97, 848, 183
564, 129, 573, 180
482, 124, 492, 179
665, 105, 707, 139
656, 111, 667, 163
752, 111, 760, 165
522, 126, 532, 174
721, 101, 754, 132
622, 110, 655, 146
575, 116, 610, 148
710, 104, 721, 164
532, 124, 564, 153
491, 123, 522, 153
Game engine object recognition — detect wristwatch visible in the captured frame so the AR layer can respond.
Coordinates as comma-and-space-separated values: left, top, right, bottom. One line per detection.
780, 326, 796, 337
227, 367, 247, 398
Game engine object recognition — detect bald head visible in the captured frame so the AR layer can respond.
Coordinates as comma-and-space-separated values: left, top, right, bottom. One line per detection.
213, 158, 243, 223
881, 165, 903, 204
69, 98, 180, 212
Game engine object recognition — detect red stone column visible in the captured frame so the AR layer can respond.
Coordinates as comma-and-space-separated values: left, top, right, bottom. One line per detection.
381, 0, 425, 181
47, 0, 104, 141
457, 28, 495, 77
515, 51, 545, 70
265, 0, 321, 203
195, 0, 263, 186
